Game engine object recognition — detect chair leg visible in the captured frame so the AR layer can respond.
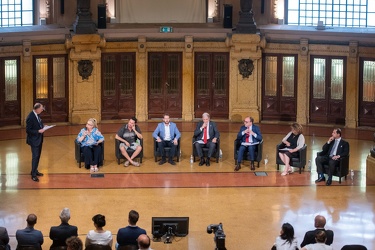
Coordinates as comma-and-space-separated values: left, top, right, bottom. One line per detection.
117, 158, 120, 165
339, 177, 342, 184
154, 156, 157, 162
257, 161, 260, 168
299, 168, 302, 174
177, 156, 180, 162
277, 164, 279, 170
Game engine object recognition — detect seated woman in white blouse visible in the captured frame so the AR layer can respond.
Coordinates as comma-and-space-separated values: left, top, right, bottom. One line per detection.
85, 214, 112, 247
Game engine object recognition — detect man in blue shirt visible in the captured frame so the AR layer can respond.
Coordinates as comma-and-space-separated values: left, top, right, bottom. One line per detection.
152, 114, 181, 165
16, 214, 44, 249
117, 210, 146, 247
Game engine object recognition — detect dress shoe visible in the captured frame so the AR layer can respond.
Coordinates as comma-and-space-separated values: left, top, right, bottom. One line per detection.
326, 179, 332, 186
234, 164, 241, 171
31, 176, 39, 182
36, 171, 44, 176
206, 158, 210, 166
250, 162, 255, 171
159, 159, 167, 165
168, 160, 176, 165
199, 158, 206, 166
315, 176, 326, 183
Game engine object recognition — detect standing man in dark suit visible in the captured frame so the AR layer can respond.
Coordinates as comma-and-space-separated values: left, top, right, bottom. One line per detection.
193, 112, 220, 166
315, 128, 350, 186
152, 113, 181, 165
300, 215, 334, 247
16, 214, 44, 249
235, 116, 263, 171
26, 103, 46, 182
49, 208, 78, 249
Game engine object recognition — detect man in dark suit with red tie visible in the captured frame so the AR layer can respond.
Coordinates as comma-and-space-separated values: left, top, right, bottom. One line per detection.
26, 103, 46, 182
315, 128, 350, 186
193, 112, 220, 166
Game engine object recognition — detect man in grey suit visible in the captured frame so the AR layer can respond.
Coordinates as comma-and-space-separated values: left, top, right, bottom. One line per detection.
49, 208, 78, 249
26, 103, 46, 182
16, 214, 43, 249
193, 112, 220, 166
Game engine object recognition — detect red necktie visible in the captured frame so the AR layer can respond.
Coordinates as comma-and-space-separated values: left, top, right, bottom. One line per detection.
203, 127, 207, 144
246, 133, 249, 142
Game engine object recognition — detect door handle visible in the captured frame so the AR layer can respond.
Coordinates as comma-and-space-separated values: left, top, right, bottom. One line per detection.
165, 82, 169, 87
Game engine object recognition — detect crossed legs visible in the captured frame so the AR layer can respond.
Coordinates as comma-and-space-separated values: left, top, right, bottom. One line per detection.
120, 145, 142, 166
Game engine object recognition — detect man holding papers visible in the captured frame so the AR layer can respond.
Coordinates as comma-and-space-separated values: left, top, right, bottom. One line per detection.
26, 103, 47, 182
234, 117, 262, 171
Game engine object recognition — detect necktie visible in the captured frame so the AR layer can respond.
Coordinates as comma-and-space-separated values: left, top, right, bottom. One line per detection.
203, 127, 207, 144
329, 140, 338, 156
37, 115, 42, 128
245, 131, 249, 142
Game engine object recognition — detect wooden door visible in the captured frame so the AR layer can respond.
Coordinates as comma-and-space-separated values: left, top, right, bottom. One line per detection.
194, 52, 229, 119
262, 54, 297, 121
34, 55, 68, 123
310, 56, 346, 125
0, 57, 21, 127
148, 52, 182, 119
359, 58, 375, 127
102, 53, 136, 120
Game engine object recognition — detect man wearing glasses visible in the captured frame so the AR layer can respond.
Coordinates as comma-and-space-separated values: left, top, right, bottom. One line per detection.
235, 116, 262, 171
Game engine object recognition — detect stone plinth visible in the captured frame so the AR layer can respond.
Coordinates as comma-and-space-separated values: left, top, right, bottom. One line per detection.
66, 34, 106, 124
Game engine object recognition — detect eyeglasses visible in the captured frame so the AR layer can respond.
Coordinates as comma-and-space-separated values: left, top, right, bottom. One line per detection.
87, 123, 94, 126
244, 120, 250, 123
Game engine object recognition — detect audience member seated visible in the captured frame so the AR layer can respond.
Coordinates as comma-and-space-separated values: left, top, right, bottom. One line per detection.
301, 231, 333, 250
272, 223, 298, 250
341, 245, 367, 250
137, 234, 152, 250
315, 128, 350, 186
76, 118, 104, 172
115, 117, 143, 167
116, 210, 146, 248
66, 236, 83, 250
16, 214, 43, 250
49, 208, 78, 250
0, 226, 10, 250
301, 215, 334, 248
193, 112, 220, 167
277, 122, 305, 176
152, 113, 181, 166
234, 116, 262, 171
85, 214, 112, 248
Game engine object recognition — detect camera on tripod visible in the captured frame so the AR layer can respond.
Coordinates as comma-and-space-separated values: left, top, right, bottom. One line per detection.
207, 223, 226, 250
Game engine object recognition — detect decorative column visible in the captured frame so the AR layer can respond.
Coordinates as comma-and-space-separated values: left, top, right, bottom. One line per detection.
236, 0, 257, 34
73, 0, 96, 34
66, 34, 106, 124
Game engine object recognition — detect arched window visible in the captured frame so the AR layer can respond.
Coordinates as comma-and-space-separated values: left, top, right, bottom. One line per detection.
283, 0, 375, 28
0, 0, 33, 27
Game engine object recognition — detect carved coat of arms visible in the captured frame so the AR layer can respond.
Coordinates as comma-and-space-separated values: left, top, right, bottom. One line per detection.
238, 59, 254, 78
78, 60, 93, 80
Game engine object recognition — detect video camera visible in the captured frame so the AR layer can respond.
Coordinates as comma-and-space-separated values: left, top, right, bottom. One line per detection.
207, 223, 226, 250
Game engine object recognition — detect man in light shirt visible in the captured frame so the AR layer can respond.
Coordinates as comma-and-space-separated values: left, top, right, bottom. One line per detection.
152, 114, 181, 165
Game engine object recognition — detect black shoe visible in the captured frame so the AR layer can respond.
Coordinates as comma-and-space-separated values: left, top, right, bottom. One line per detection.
31, 176, 39, 182
36, 172, 44, 176
206, 158, 210, 166
234, 164, 241, 171
169, 160, 176, 165
159, 159, 167, 165
326, 179, 332, 186
199, 158, 206, 166
315, 176, 326, 183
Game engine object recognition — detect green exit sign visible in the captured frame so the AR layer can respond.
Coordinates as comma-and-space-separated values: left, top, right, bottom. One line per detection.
160, 26, 173, 33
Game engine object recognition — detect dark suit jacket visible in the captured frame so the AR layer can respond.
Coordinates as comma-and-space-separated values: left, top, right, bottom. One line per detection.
193, 121, 220, 141
116, 226, 147, 246
49, 223, 78, 248
0, 227, 10, 250
16, 227, 44, 249
236, 124, 262, 143
300, 228, 334, 247
321, 138, 349, 158
26, 111, 44, 147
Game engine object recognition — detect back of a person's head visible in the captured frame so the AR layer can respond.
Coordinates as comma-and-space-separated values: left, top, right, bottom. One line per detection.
26, 214, 37, 226
92, 214, 106, 227
314, 215, 327, 228
128, 210, 139, 225
315, 230, 327, 243
137, 234, 150, 249
66, 236, 83, 250
60, 208, 71, 223
280, 223, 295, 244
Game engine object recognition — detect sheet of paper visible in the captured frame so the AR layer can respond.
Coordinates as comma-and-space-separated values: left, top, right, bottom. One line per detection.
279, 148, 291, 151
241, 142, 260, 146
43, 125, 56, 130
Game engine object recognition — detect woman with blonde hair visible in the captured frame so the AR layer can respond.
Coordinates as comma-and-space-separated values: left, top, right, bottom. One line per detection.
278, 122, 305, 176
76, 118, 104, 172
